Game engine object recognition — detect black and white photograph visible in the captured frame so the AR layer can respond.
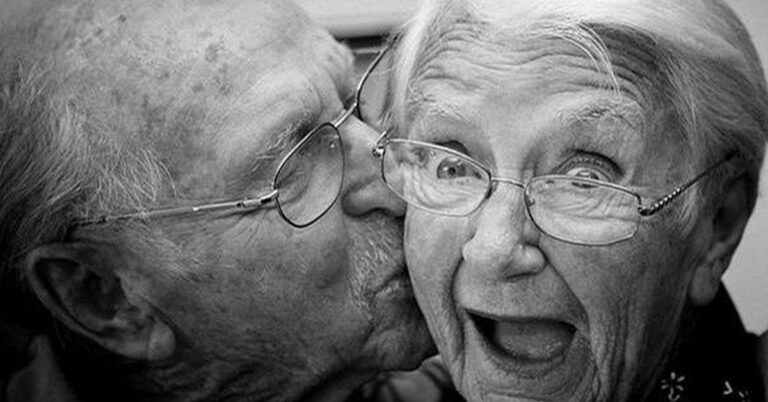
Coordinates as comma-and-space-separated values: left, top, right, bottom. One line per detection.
1, 0, 767, 400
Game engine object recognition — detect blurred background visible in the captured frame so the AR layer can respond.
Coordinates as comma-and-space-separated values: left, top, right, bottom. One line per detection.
295, 0, 768, 334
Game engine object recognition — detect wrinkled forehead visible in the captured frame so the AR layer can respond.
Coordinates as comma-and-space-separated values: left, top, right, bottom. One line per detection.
409, 22, 668, 122
42, 0, 354, 197
125, 0, 352, 86
46, 0, 354, 102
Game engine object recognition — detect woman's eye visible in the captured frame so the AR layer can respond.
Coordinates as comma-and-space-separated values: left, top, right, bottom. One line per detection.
559, 153, 619, 183
564, 166, 607, 181
436, 157, 471, 179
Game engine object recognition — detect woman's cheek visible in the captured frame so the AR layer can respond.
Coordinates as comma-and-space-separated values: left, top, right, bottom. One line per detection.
404, 211, 470, 365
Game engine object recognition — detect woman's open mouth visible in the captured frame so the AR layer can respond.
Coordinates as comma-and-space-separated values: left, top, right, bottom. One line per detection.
474, 314, 575, 361
467, 310, 578, 378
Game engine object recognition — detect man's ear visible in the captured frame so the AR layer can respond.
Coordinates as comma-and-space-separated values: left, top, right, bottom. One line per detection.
689, 172, 755, 306
24, 242, 175, 360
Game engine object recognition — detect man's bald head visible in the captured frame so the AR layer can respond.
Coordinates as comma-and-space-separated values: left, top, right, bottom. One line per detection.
1, 0, 354, 208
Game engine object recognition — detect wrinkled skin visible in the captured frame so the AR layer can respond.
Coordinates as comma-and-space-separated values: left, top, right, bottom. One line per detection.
16, 0, 432, 401
402, 34, 723, 401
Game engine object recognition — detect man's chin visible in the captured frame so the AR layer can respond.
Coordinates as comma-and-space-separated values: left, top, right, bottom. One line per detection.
368, 297, 436, 371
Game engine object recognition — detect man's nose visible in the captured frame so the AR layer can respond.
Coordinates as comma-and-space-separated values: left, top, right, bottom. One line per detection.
338, 116, 406, 217
462, 185, 545, 281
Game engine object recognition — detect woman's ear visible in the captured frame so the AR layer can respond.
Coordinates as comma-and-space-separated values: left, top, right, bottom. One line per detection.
24, 242, 175, 360
689, 172, 755, 306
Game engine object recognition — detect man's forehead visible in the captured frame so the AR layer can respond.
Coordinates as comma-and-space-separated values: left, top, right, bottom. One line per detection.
51, 0, 353, 200
39, 0, 335, 71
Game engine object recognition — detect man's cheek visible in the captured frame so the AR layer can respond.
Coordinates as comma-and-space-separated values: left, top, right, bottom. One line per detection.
307, 239, 348, 290
295, 215, 349, 290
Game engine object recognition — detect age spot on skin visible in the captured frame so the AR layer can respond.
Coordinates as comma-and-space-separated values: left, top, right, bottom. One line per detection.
205, 41, 225, 64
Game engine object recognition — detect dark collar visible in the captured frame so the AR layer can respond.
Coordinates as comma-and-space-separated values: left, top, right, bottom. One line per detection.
648, 288, 764, 402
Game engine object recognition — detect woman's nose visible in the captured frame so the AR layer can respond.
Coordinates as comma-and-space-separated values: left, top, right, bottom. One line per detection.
462, 185, 545, 281
338, 116, 406, 217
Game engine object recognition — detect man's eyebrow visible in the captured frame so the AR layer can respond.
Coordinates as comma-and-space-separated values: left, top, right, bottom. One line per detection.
229, 107, 321, 196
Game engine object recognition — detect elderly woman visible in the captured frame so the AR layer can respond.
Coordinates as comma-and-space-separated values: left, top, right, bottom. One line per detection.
357, 0, 768, 400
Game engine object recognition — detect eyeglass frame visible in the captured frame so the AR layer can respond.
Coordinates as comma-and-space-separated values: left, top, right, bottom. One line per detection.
370, 134, 737, 245
70, 52, 391, 229
353, 41, 739, 245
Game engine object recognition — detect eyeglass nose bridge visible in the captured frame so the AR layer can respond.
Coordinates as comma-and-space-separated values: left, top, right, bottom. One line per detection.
370, 129, 390, 158
489, 177, 537, 208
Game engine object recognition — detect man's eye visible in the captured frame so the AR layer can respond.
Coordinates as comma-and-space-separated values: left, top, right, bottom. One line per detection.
315, 133, 339, 155
276, 164, 308, 191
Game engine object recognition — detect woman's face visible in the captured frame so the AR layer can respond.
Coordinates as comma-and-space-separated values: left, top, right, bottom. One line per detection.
403, 39, 708, 401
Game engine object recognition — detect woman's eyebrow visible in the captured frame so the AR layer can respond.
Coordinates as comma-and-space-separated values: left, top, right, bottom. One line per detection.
411, 92, 475, 127
560, 102, 641, 128
554, 101, 645, 153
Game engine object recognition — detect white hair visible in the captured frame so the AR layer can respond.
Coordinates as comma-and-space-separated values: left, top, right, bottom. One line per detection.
0, 63, 168, 328
391, 0, 767, 220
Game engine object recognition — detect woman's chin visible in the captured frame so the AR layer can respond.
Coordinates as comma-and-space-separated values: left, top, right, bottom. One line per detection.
459, 313, 597, 401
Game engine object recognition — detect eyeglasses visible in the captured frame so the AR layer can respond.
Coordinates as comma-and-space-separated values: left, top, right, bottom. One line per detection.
372, 139, 735, 245
76, 115, 346, 229
354, 39, 395, 134
353, 41, 737, 246
74, 50, 390, 229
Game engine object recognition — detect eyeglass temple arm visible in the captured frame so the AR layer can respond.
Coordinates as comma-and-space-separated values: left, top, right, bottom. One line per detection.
73, 189, 279, 227
355, 44, 392, 101
638, 153, 738, 217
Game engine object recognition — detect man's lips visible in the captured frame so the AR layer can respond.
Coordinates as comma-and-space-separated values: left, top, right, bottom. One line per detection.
375, 271, 415, 300
471, 312, 576, 363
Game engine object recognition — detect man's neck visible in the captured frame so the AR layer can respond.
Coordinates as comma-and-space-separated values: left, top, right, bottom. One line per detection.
301, 369, 374, 402
59, 339, 374, 402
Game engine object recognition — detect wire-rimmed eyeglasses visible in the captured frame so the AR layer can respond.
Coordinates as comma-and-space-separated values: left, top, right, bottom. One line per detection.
374, 139, 736, 246
74, 46, 392, 229
353, 39, 738, 246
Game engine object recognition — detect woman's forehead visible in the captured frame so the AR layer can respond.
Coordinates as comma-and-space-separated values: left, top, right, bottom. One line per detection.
412, 25, 662, 105
407, 62, 674, 177
408, 30, 672, 135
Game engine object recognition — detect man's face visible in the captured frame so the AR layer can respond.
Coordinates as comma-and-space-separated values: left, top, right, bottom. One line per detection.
81, 0, 432, 398
402, 36, 706, 401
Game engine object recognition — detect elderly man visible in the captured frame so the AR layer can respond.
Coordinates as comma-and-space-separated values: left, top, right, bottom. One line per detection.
0, 0, 434, 401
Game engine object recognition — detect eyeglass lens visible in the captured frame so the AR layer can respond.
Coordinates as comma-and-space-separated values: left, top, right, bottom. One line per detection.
382, 140, 490, 215
357, 48, 394, 132
525, 177, 639, 244
274, 124, 344, 227
382, 140, 642, 245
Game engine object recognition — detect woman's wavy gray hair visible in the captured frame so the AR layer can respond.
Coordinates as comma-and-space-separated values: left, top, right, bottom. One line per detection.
391, 0, 767, 222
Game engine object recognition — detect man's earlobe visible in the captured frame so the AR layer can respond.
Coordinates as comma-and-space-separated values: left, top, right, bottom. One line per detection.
689, 172, 755, 306
24, 242, 175, 360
